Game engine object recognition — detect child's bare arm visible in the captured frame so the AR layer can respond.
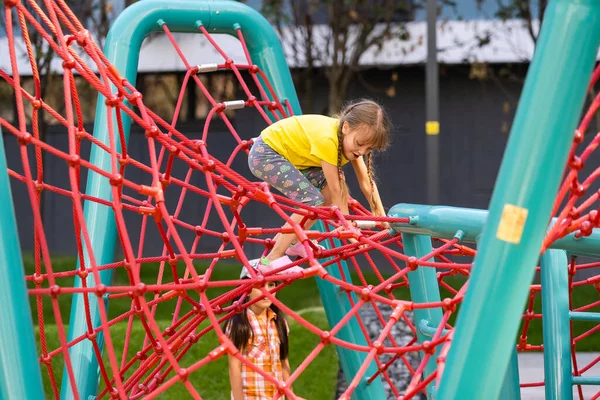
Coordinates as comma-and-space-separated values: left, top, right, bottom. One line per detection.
320, 160, 349, 214
228, 354, 244, 400
351, 157, 386, 217
283, 357, 291, 381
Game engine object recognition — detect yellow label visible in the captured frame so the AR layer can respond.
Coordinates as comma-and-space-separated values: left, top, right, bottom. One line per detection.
426, 121, 439, 135
496, 204, 528, 244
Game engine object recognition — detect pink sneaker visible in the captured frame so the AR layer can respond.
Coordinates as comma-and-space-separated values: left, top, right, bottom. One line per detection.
285, 241, 325, 258
242, 256, 304, 278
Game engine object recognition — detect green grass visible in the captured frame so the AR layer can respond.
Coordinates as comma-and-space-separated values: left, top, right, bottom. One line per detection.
515, 281, 600, 351
38, 311, 337, 399
24, 255, 336, 324
26, 256, 344, 398
22, 255, 600, 398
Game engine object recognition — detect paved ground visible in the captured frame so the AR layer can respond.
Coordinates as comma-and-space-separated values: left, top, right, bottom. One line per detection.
519, 353, 600, 399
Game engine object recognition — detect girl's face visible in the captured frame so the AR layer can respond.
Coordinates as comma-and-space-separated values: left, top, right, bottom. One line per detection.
248, 281, 277, 312
341, 122, 373, 161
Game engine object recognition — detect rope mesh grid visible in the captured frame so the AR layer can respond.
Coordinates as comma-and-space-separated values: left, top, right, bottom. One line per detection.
1, 0, 600, 398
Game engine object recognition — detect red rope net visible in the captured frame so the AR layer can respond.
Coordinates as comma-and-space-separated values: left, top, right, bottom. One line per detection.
1, 0, 599, 399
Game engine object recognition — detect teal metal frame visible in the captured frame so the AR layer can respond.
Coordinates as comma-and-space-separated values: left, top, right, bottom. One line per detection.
402, 233, 443, 398
61, 1, 384, 398
398, 214, 522, 399
313, 222, 386, 399
428, 0, 600, 397
540, 250, 572, 400
389, 203, 600, 399
0, 127, 46, 400
390, 205, 600, 257
500, 349, 521, 400
1, 0, 599, 398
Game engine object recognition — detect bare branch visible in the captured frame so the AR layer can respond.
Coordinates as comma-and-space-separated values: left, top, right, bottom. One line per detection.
259, 0, 415, 112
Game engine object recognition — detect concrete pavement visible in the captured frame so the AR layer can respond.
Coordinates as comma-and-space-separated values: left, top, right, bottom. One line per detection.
519, 353, 600, 399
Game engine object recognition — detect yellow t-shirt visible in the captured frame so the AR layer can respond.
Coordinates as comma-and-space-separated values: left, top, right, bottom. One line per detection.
260, 115, 349, 169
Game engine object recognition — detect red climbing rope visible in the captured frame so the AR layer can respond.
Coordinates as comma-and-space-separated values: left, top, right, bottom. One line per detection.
1, 0, 600, 399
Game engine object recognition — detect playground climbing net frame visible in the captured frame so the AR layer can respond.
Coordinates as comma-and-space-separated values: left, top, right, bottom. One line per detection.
1, 0, 600, 399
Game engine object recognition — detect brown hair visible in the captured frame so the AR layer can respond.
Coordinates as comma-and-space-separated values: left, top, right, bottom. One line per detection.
335, 99, 391, 204
222, 283, 289, 360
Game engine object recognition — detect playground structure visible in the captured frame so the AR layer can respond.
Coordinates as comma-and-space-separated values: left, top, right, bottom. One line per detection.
1, 0, 600, 399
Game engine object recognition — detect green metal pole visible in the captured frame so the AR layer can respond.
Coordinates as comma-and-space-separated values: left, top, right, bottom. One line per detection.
63, 1, 299, 397
390, 203, 600, 398
63, 1, 383, 398
435, 0, 600, 398
467, 237, 521, 400
499, 348, 521, 400
540, 250, 572, 400
402, 233, 443, 399
389, 204, 600, 258
394, 229, 521, 399
389, 204, 488, 242
570, 312, 600, 322
0, 127, 46, 400
572, 376, 600, 385
313, 223, 386, 400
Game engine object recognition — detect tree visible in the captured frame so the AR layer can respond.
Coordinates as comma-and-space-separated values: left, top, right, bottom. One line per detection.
458, 0, 600, 133
491, 0, 548, 44
255, 0, 414, 113
457, 0, 550, 77
0, 0, 114, 218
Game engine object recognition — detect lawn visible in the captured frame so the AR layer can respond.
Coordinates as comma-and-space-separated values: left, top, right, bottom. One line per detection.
21, 255, 600, 398
38, 311, 337, 399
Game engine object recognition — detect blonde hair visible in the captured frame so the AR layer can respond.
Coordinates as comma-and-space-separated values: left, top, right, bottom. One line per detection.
335, 99, 391, 205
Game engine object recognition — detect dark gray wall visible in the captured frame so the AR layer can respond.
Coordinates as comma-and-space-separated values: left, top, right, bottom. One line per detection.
5, 66, 599, 261
253, 66, 525, 210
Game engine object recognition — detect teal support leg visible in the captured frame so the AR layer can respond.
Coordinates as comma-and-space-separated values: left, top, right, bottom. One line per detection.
400, 232, 520, 400
402, 233, 443, 399
60, 119, 120, 396
60, 34, 129, 400
499, 347, 521, 400
540, 250, 572, 400
390, 203, 600, 399
434, 0, 600, 398
0, 128, 46, 400
314, 221, 386, 400
474, 232, 521, 400
62, 0, 383, 398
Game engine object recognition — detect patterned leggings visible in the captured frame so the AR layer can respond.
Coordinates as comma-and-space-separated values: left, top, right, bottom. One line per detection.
248, 136, 326, 206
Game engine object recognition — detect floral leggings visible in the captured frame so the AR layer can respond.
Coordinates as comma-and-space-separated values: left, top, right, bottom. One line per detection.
248, 136, 326, 206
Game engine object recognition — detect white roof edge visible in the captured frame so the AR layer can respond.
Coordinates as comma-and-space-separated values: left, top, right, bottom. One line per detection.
1, 19, 586, 76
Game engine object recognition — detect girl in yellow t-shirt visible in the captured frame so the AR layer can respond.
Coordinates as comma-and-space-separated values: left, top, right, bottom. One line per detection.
247, 99, 391, 267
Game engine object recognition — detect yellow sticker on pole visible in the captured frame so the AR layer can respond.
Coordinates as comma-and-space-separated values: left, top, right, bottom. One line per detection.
496, 204, 528, 244
426, 121, 439, 135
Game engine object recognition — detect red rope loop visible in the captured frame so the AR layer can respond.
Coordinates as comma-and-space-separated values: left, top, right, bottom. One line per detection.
1, 1, 600, 399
